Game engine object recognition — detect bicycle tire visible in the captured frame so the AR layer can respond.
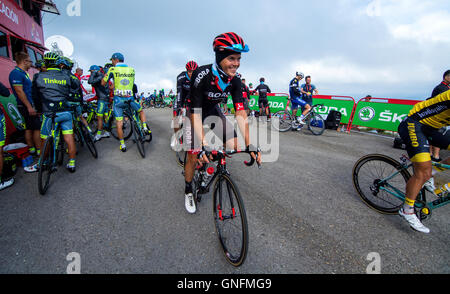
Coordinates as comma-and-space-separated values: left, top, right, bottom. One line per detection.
174, 129, 185, 168
352, 154, 425, 214
81, 124, 98, 159
56, 135, 65, 166
307, 112, 325, 136
272, 110, 293, 132
132, 119, 146, 158
110, 115, 133, 141
213, 174, 249, 267
38, 137, 54, 195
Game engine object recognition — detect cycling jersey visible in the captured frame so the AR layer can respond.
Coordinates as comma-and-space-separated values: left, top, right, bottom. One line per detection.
88, 70, 109, 101
431, 81, 450, 98
174, 71, 190, 112
103, 63, 136, 97
63, 69, 83, 103
241, 82, 251, 100
255, 83, 271, 100
408, 91, 450, 129
289, 77, 302, 98
33, 68, 78, 113
398, 91, 450, 162
189, 64, 245, 113
103, 63, 140, 121
186, 63, 244, 149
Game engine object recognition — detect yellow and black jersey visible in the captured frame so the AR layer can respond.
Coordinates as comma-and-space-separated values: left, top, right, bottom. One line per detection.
408, 90, 450, 129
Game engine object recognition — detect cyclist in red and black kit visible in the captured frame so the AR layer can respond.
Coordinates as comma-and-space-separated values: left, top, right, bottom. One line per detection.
241, 78, 251, 116
173, 61, 198, 134
183, 32, 261, 214
255, 77, 272, 121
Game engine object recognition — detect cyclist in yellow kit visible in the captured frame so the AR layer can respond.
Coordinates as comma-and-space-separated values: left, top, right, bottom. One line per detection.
101, 53, 149, 152
397, 90, 450, 233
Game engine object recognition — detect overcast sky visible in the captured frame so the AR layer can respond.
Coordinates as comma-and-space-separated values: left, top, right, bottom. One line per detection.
42, 0, 450, 100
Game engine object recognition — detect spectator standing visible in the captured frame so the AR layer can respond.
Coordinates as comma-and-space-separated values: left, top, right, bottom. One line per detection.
8, 52, 41, 157
300, 75, 318, 108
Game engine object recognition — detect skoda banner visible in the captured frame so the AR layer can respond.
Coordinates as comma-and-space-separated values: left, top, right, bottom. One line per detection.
351, 100, 420, 132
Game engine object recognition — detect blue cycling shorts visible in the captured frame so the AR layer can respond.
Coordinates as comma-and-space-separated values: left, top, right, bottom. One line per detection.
290, 96, 308, 110
113, 96, 142, 121
40, 111, 73, 139
97, 100, 109, 117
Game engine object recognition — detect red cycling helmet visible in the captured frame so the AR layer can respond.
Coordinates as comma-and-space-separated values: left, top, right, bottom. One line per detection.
186, 61, 198, 71
213, 32, 249, 53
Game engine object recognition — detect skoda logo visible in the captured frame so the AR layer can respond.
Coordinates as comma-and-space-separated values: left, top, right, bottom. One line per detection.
359, 106, 376, 122
120, 79, 130, 86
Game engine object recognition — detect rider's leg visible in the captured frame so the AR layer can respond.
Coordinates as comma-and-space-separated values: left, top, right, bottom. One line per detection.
301, 104, 312, 117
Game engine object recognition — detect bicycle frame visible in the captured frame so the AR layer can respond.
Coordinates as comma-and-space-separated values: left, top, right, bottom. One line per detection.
376, 161, 450, 212
123, 100, 144, 137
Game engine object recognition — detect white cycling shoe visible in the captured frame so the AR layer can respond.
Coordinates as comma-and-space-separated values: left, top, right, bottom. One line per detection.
398, 208, 430, 234
423, 177, 436, 194
185, 193, 196, 214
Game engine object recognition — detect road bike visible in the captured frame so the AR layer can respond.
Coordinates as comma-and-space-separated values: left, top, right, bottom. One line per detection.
91, 104, 133, 141
185, 149, 260, 267
352, 153, 450, 221
37, 112, 70, 195
69, 105, 98, 159
122, 99, 152, 158
271, 100, 326, 135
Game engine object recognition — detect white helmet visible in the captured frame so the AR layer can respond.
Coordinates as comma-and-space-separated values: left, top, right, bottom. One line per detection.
296, 71, 304, 78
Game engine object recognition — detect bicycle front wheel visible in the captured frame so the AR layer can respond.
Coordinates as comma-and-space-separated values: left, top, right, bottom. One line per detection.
352, 154, 422, 214
271, 110, 293, 132
213, 174, 248, 267
38, 136, 54, 195
307, 112, 325, 136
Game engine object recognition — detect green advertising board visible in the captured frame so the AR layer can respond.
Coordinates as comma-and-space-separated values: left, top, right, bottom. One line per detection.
312, 97, 355, 124
351, 101, 418, 132
226, 95, 355, 124
0, 95, 25, 131
226, 95, 289, 113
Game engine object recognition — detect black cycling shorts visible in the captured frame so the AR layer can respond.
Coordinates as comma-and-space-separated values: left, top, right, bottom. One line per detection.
258, 98, 269, 109
18, 105, 42, 131
398, 117, 450, 163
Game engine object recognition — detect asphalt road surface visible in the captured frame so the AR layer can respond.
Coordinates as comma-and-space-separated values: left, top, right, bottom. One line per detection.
1, 108, 448, 274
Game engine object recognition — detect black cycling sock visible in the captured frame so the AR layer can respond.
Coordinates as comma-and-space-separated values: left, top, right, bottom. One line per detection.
185, 181, 193, 194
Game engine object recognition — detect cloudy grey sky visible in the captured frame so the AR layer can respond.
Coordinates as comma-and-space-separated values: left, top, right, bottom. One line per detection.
42, 0, 450, 100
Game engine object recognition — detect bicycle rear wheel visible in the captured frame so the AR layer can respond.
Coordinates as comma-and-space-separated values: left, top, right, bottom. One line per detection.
213, 174, 248, 267
271, 110, 293, 132
110, 115, 133, 141
307, 112, 325, 135
38, 137, 54, 195
352, 154, 424, 214
132, 119, 146, 158
56, 135, 65, 166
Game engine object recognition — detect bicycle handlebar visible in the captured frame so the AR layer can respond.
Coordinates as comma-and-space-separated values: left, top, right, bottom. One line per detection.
205, 149, 262, 169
